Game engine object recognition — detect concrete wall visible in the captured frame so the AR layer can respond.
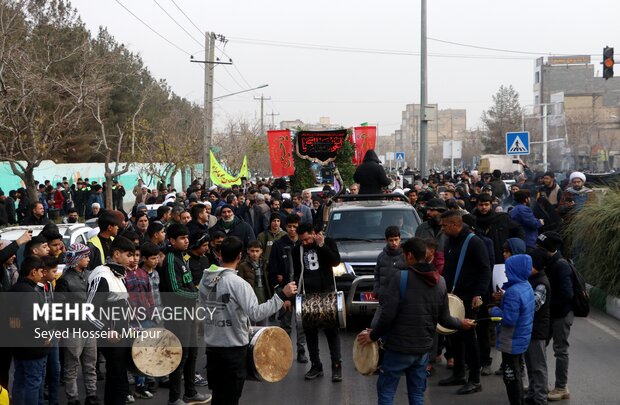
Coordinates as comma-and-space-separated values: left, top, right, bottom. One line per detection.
0, 161, 193, 193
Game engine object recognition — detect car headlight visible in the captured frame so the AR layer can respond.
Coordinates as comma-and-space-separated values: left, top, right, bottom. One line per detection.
332, 263, 347, 277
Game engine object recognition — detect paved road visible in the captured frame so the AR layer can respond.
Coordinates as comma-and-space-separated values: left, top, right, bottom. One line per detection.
55, 308, 620, 404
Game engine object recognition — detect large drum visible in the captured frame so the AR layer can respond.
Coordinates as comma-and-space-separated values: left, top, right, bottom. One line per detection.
352, 337, 379, 376
295, 291, 346, 330
130, 328, 182, 377
436, 294, 465, 335
247, 326, 293, 382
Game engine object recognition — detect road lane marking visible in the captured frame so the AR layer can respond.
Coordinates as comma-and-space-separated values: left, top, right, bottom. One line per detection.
584, 318, 620, 341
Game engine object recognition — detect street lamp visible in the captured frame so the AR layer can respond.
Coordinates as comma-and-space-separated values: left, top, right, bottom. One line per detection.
213, 84, 268, 101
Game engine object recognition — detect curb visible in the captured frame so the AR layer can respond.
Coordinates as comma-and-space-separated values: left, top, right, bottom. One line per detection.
587, 284, 620, 322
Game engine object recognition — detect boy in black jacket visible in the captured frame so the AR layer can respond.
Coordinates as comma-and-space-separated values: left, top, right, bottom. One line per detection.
9, 256, 50, 405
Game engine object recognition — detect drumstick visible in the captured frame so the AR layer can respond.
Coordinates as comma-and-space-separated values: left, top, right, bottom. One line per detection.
474, 317, 502, 323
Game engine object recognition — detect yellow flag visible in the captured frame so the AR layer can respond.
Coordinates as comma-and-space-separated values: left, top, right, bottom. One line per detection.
210, 151, 249, 187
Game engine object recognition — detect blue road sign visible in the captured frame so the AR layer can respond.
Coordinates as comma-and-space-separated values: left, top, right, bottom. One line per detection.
395, 152, 405, 161
506, 132, 530, 155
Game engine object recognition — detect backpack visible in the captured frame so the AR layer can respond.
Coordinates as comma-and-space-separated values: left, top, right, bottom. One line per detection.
563, 259, 589, 317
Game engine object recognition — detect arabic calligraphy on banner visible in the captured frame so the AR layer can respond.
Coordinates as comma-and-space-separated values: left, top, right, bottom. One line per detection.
295, 129, 348, 164
352, 126, 377, 166
267, 130, 295, 177
210, 150, 249, 187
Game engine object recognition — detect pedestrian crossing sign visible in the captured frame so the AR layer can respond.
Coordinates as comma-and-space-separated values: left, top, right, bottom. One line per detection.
506, 131, 530, 155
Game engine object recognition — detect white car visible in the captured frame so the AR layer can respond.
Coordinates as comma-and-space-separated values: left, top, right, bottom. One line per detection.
0, 224, 91, 276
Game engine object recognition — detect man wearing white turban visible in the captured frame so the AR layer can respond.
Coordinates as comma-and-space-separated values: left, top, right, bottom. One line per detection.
558, 171, 595, 220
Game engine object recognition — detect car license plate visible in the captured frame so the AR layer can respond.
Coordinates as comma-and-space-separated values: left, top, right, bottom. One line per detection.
360, 292, 377, 302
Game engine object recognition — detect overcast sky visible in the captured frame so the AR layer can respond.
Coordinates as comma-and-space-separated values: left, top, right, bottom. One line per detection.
70, 0, 620, 136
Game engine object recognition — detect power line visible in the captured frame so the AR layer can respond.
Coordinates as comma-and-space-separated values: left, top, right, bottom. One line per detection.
114, 0, 192, 56
168, 0, 204, 37
152, 0, 203, 48
227, 36, 600, 60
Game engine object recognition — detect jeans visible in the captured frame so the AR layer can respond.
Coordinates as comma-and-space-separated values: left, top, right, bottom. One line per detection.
377, 350, 429, 405
305, 326, 341, 366
501, 352, 525, 405
12, 356, 47, 405
549, 312, 573, 389
524, 339, 548, 404
46, 338, 61, 405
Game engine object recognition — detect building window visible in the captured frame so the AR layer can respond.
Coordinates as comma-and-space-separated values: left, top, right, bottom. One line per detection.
535, 71, 540, 84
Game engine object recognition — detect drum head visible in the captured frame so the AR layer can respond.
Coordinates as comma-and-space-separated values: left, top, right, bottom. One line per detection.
352, 337, 379, 376
131, 328, 182, 377
437, 294, 465, 335
251, 326, 293, 383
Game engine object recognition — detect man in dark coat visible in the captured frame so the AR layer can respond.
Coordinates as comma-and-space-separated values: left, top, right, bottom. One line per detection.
353, 149, 392, 194
437, 210, 491, 395
210, 204, 256, 250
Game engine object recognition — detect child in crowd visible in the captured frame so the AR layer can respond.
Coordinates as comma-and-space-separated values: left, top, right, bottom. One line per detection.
238, 240, 269, 305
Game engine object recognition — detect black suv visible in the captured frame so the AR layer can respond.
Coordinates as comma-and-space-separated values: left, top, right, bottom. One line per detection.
324, 195, 421, 317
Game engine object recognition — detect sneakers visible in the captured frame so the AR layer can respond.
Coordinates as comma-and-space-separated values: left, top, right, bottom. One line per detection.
331, 362, 342, 382
297, 351, 309, 364
193, 373, 209, 387
304, 363, 324, 380
134, 385, 154, 399
481, 364, 493, 376
125, 394, 135, 404
182, 392, 212, 404
548, 387, 570, 401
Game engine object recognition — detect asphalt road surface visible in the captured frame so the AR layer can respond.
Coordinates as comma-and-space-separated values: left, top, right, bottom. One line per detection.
50, 308, 620, 404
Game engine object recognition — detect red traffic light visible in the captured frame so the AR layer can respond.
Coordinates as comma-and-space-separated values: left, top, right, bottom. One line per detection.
603, 47, 614, 79
604, 57, 614, 68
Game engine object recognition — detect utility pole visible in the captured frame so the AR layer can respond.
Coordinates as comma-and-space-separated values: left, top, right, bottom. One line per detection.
203, 32, 215, 185
419, 0, 428, 177
254, 95, 271, 136
266, 110, 280, 130
542, 103, 548, 172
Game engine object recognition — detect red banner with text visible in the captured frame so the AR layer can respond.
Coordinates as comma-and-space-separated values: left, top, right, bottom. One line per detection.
268, 130, 295, 177
352, 126, 377, 166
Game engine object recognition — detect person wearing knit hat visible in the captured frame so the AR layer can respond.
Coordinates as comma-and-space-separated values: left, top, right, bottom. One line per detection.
54, 242, 100, 405
535, 230, 574, 401
64, 243, 91, 269
535, 231, 563, 253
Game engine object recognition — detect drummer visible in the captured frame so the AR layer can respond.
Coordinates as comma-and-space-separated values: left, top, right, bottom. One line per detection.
357, 237, 476, 405
198, 236, 297, 405
292, 223, 343, 382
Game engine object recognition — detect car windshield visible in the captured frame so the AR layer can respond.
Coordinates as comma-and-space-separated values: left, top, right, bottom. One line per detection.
327, 209, 418, 241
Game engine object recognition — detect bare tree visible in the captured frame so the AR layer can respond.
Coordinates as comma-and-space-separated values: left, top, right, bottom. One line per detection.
0, 1, 91, 200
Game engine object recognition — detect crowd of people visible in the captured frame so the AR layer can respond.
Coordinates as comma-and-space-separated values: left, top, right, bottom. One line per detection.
0, 152, 596, 405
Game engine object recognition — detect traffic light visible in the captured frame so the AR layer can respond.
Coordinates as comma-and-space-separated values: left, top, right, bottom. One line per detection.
603, 46, 614, 79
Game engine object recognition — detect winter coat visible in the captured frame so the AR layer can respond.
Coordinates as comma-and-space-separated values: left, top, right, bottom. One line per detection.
9, 278, 50, 359
353, 149, 392, 195
267, 235, 297, 290
443, 227, 492, 303
529, 270, 551, 340
509, 204, 542, 248
415, 219, 446, 274
210, 216, 257, 250
546, 253, 574, 318
373, 245, 406, 298
491, 254, 535, 355
473, 210, 524, 264
370, 263, 462, 354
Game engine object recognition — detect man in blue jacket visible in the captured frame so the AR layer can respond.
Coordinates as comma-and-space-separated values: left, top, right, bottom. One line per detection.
491, 254, 535, 405
509, 190, 543, 249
